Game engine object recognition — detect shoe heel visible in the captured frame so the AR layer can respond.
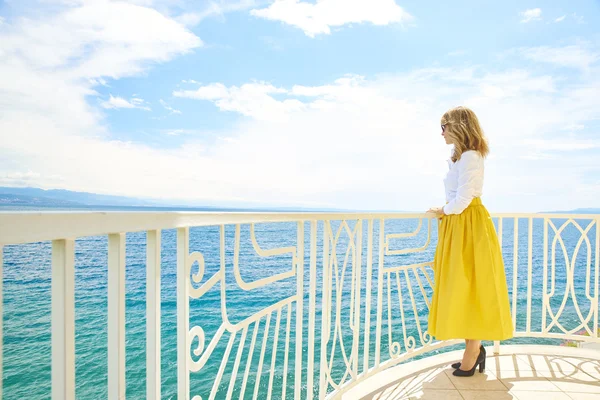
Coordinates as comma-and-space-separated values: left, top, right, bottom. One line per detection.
479, 359, 485, 373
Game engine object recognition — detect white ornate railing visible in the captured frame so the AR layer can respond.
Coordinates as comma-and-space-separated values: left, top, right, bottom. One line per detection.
0, 212, 598, 399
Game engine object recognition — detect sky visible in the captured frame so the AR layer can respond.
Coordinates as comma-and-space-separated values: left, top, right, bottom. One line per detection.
0, 0, 599, 212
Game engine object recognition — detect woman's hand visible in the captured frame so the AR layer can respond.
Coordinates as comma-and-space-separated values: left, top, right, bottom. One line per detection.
427, 207, 446, 219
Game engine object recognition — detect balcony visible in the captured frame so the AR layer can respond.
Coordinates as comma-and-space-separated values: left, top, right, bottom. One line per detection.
0, 211, 598, 399
345, 345, 600, 399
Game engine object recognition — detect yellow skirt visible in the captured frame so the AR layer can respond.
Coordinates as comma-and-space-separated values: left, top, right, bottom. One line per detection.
428, 198, 513, 341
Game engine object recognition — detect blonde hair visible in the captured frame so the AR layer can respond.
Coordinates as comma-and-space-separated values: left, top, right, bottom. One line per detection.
441, 106, 490, 162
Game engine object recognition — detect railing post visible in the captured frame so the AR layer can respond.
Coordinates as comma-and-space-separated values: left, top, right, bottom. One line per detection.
511, 218, 519, 329
0, 245, 3, 398
375, 219, 385, 367
318, 222, 331, 399
353, 220, 362, 378
146, 230, 161, 400
363, 219, 374, 376
496, 217, 503, 355
52, 239, 75, 400
108, 233, 126, 399
307, 221, 317, 400
526, 217, 533, 333
595, 217, 600, 338
177, 228, 190, 400
541, 218, 549, 334
295, 222, 304, 400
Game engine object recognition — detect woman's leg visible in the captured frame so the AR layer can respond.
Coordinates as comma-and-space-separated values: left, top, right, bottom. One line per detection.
460, 339, 481, 370
452, 340, 471, 368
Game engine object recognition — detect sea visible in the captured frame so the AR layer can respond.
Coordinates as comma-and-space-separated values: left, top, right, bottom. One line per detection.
1, 205, 598, 399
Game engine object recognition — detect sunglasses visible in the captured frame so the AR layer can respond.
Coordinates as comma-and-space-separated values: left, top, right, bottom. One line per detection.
441, 124, 446, 132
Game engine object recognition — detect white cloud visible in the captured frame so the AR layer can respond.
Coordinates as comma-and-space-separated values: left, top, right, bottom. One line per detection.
176, 82, 231, 100
251, 0, 413, 37
176, 12, 207, 27
475, 70, 555, 98
159, 99, 182, 115
520, 8, 542, 23
524, 138, 600, 152
173, 82, 305, 121
89, 77, 109, 87
161, 129, 199, 136
0, 2, 202, 78
101, 95, 151, 110
554, 15, 566, 23
176, 0, 259, 27
0, 1, 200, 127
178, 71, 558, 119
519, 43, 599, 71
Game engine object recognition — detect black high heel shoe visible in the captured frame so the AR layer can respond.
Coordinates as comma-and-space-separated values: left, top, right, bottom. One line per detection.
452, 346, 486, 377
451, 345, 485, 369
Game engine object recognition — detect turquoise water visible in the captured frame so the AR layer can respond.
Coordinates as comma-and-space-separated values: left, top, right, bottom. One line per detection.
2, 215, 598, 399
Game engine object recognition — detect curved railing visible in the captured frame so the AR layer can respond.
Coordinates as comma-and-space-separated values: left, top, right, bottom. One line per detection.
0, 212, 598, 399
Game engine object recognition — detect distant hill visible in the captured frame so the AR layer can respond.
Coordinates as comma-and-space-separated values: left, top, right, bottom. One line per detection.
0, 186, 347, 212
3, 186, 595, 213
0, 187, 159, 207
0, 193, 82, 207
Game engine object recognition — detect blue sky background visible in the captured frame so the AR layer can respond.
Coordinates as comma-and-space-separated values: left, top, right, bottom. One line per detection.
0, 0, 599, 211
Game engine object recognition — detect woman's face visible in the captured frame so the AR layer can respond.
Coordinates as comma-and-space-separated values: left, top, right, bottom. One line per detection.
441, 124, 452, 145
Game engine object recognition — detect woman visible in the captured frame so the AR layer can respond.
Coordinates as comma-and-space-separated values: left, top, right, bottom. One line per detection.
427, 106, 513, 377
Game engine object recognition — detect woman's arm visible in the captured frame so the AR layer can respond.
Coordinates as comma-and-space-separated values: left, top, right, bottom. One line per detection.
442, 152, 482, 215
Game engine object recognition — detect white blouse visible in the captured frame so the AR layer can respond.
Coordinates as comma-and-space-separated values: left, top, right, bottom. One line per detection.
442, 150, 484, 215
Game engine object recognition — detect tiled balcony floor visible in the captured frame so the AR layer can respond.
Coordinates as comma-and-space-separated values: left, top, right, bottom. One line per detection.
343, 345, 600, 400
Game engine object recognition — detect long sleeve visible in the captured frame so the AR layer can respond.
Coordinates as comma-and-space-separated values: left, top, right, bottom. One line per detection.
443, 152, 483, 215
